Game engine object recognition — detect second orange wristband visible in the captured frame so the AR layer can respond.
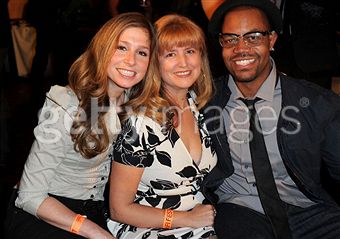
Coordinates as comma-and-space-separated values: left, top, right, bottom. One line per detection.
162, 209, 174, 229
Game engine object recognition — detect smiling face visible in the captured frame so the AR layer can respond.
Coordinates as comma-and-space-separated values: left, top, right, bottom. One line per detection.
221, 7, 277, 92
107, 27, 151, 97
158, 45, 201, 96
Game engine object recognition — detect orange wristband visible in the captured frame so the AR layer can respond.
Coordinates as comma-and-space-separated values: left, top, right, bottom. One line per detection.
70, 214, 86, 234
162, 209, 174, 229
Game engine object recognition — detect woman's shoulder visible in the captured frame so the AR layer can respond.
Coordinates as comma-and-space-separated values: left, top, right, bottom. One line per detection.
46, 85, 79, 110
124, 114, 163, 134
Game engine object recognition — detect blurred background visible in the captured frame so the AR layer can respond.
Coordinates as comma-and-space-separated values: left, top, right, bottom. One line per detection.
1, 0, 340, 237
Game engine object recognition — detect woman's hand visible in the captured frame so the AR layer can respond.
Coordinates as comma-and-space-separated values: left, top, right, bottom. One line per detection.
178, 204, 216, 228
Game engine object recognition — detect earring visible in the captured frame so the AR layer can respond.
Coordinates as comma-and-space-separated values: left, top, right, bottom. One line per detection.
270, 47, 275, 51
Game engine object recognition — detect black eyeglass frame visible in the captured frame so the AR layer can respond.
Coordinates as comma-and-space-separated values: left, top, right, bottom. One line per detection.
218, 31, 274, 48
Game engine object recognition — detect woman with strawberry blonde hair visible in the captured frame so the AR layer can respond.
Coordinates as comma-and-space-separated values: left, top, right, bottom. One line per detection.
107, 14, 217, 239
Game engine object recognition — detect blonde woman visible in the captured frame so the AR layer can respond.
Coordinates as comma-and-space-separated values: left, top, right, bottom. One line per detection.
107, 14, 217, 239
5, 12, 155, 239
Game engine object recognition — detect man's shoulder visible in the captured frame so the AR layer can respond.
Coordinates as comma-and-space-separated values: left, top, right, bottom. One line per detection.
280, 72, 340, 111
280, 73, 338, 97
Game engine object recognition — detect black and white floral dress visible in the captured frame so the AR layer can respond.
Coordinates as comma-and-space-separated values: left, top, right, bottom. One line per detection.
107, 94, 217, 239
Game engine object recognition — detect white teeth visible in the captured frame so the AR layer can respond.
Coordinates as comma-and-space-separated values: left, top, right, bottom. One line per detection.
118, 69, 135, 77
235, 59, 255, 66
175, 71, 190, 76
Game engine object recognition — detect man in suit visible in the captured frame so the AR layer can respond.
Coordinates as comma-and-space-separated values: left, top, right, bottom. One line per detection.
202, 0, 340, 238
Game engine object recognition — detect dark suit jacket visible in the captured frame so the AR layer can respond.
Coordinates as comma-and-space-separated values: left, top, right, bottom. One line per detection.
202, 72, 340, 206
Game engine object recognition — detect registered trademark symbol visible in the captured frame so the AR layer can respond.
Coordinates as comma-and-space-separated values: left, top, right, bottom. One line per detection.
299, 97, 310, 108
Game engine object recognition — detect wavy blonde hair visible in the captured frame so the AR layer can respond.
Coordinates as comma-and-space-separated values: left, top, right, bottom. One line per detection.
123, 14, 213, 127
68, 12, 155, 159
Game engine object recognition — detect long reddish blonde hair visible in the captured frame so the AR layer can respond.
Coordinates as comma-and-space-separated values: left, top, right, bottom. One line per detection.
68, 12, 155, 158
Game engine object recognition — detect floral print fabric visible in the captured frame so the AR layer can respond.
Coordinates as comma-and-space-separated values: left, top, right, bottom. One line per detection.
107, 94, 217, 239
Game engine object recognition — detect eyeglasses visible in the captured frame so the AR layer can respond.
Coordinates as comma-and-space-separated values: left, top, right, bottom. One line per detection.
218, 31, 273, 48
